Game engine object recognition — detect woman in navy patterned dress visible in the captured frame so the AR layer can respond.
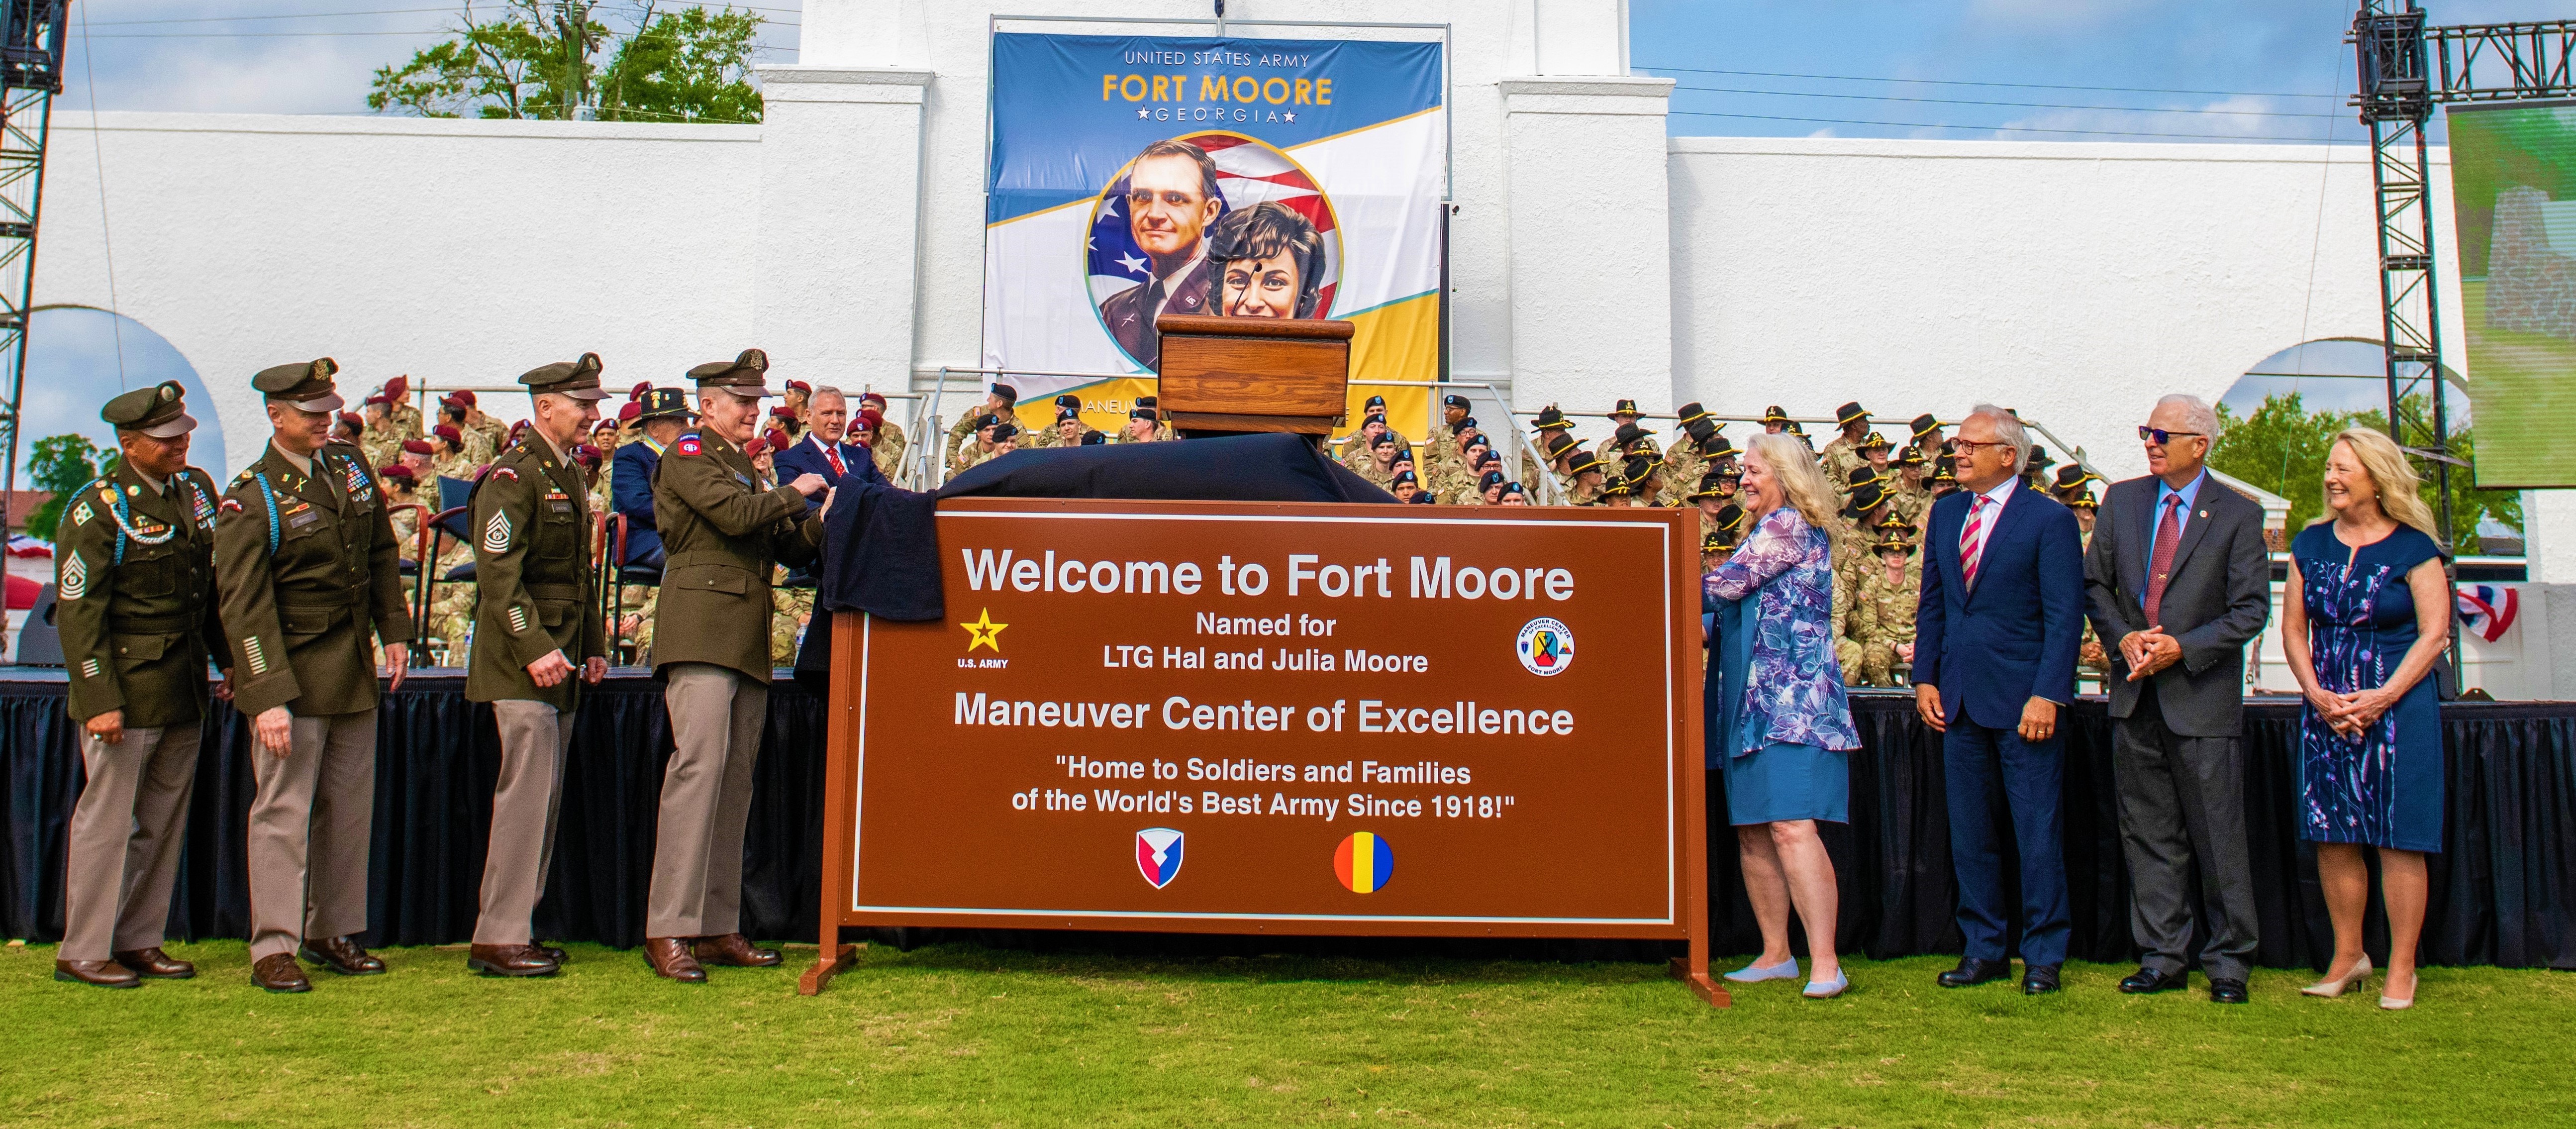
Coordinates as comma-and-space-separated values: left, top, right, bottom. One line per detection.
2281, 428, 2452, 1010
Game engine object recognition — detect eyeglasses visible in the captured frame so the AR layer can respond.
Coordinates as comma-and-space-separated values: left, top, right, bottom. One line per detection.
1948, 439, 2010, 455
2138, 426, 2206, 445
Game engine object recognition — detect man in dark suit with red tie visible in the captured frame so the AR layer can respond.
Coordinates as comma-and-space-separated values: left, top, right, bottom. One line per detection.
773, 385, 883, 501
1912, 405, 2086, 995
2084, 394, 2271, 1004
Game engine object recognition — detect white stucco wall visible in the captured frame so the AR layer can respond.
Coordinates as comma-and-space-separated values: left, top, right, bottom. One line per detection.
34, 112, 763, 478
1669, 135, 2448, 483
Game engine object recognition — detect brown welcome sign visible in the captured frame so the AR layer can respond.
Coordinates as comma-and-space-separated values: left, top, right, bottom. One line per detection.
804, 498, 1721, 1006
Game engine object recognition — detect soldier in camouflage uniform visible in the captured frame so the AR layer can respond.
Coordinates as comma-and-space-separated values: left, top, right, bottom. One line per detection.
856, 392, 909, 480
1836, 479, 1892, 582
1622, 454, 1665, 508
1821, 402, 1871, 495
49, 381, 226, 990
2071, 491, 2109, 674
1886, 446, 1932, 531
1907, 412, 1946, 468
945, 382, 1017, 469
1423, 394, 1471, 479
1852, 530, 1922, 688
1340, 412, 1393, 474
1561, 451, 1608, 507
950, 414, 1004, 476
1352, 431, 1402, 492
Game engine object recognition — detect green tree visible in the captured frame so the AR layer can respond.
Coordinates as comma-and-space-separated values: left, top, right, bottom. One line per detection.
369, 1, 764, 123
23, 434, 107, 543
2211, 392, 2522, 549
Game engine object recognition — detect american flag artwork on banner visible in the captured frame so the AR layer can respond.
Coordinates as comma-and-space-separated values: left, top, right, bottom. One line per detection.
1085, 131, 1343, 331
2457, 584, 2520, 644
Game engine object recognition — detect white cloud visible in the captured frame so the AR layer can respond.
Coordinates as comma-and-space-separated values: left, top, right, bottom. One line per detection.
1991, 93, 2306, 143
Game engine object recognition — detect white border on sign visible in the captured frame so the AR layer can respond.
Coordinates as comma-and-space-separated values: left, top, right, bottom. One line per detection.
850, 510, 1678, 927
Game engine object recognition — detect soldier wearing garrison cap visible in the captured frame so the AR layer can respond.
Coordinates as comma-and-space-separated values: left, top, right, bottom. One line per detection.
459, 355, 613, 979
217, 358, 413, 994
50, 382, 226, 990
642, 348, 830, 984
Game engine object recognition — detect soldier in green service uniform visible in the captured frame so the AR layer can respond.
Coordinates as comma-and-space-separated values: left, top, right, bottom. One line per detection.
643, 348, 830, 984
51, 382, 226, 990
461, 354, 613, 979
1853, 530, 1922, 687
216, 358, 413, 994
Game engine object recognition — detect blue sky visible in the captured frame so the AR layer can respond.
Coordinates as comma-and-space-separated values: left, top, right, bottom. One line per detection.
1633, 0, 2573, 144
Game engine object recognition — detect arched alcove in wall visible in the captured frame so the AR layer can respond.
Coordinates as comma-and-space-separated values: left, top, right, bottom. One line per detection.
2220, 336, 2469, 422
12, 306, 225, 477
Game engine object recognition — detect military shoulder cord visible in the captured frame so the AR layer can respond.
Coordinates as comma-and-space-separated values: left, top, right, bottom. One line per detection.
98, 479, 179, 565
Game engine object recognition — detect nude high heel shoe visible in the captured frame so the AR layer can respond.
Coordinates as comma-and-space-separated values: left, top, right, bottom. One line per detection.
2301, 954, 2372, 998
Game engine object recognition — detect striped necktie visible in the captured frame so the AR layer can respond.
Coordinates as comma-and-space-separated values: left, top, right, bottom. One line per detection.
1959, 493, 1995, 590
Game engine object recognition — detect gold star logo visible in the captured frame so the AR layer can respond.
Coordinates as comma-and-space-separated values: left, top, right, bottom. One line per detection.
960, 608, 1008, 653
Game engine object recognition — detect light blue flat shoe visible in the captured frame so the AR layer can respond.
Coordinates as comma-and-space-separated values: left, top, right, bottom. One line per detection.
1803, 970, 1849, 999
1724, 958, 1799, 984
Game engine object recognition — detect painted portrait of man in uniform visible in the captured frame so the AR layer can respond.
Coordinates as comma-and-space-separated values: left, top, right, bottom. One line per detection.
1212, 202, 1326, 319
1094, 139, 1224, 369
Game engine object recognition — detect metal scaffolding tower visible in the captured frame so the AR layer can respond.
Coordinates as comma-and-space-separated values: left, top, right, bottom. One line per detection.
0, 0, 63, 535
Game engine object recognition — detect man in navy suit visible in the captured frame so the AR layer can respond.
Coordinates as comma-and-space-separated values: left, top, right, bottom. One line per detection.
1912, 405, 2086, 995
772, 385, 883, 504
611, 388, 696, 568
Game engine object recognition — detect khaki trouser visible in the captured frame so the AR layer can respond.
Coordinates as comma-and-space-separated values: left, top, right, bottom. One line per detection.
472, 701, 574, 945
647, 664, 768, 938
61, 725, 201, 961
246, 710, 377, 961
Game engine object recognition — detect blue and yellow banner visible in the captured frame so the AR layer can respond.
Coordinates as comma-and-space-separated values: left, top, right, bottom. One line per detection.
982, 32, 1447, 420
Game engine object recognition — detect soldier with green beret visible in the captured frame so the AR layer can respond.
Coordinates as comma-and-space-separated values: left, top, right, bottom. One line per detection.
462, 354, 613, 978
644, 348, 829, 984
51, 381, 226, 989
216, 357, 413, 993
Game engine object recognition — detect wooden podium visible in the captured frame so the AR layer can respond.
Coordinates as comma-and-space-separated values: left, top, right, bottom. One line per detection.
1152, 313, 1353, 437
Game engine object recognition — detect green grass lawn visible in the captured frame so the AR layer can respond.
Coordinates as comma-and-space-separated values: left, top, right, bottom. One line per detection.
3, 939, 2571, 1127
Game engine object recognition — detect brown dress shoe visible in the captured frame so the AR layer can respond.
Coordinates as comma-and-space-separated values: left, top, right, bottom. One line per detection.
644, 936, 706, 983
693, 933, 782, 967
113, 947, 196, 979
531, 941, 568, 965
55, 958, 141, 989
298, 935, 387, 976
467, 943, 560, 978
251, 953, 312, 993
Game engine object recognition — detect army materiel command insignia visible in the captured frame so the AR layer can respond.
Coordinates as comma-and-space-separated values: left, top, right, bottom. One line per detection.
483, 512, 512, 553
1515, 616, 1573, 677
58, 552, 89, 601
1134, 828, 1184, 889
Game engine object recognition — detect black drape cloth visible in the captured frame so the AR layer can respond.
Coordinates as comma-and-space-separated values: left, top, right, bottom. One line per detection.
811, 434, 1394, 624
4, 672, 2572, 970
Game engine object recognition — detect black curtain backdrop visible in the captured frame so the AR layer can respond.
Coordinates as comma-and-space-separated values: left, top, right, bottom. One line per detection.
4, 673, 2572, 971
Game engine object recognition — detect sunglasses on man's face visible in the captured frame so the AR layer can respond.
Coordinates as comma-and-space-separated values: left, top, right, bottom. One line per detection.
2139, 426, 2205, 445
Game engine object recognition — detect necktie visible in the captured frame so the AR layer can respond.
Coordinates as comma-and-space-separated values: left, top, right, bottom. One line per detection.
825, 444, 845, 478
2145, 493, 2184, 626
1959, 494, 1994, 590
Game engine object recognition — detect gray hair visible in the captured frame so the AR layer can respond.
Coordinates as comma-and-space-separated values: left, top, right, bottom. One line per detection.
2153, 393, 2220, 438
810, 385, 847, 407
1965, 403, 2030, 473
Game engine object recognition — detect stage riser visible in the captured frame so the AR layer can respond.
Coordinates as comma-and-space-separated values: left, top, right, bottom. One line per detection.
1, 675, 2569, 970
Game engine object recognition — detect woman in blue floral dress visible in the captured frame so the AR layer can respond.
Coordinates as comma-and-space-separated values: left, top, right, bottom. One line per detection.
2282, 428, 2452, 1010
1704, 433, 1862, 998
